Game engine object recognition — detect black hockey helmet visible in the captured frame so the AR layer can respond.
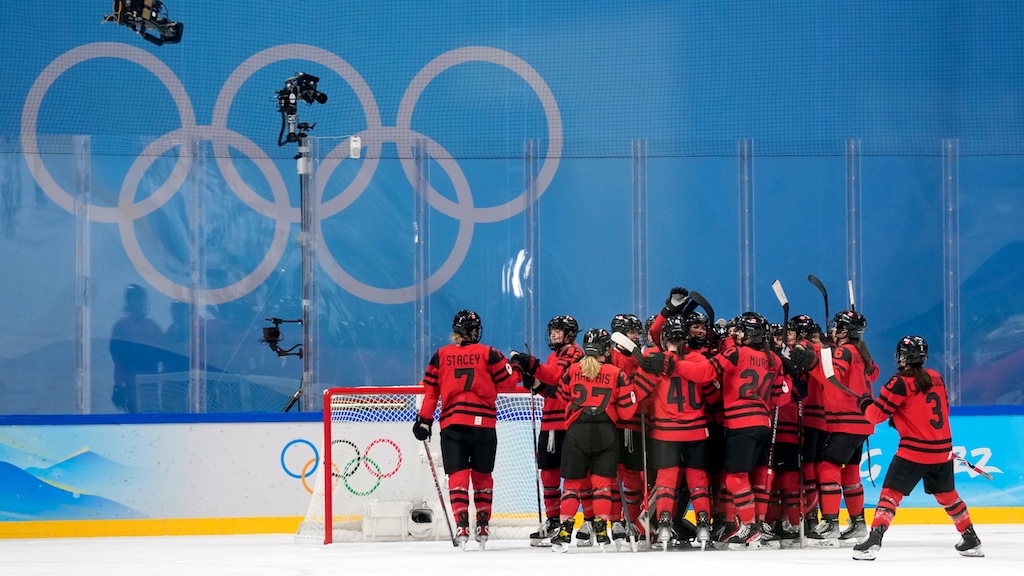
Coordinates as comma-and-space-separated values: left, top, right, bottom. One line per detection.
660, 314, 688, 349
682, 311, 709, 349
452, 309, 482, 344
737, 311, 769, 345
895, 335, 928, 367
547, 315, 579, 350
582, 328, 612, 358
611, 313, 643, 335
643, 314, 658, 347
787, 314, 817, 341
833, 310, 867, 339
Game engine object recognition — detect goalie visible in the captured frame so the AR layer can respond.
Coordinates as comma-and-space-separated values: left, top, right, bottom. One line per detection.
103, 0, 184, 45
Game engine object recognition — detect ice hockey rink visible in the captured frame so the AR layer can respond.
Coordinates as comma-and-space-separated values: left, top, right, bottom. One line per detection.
0, 524, 1020, 575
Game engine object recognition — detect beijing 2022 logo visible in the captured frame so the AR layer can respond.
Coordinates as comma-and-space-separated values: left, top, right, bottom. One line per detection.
21, 43, 563, 305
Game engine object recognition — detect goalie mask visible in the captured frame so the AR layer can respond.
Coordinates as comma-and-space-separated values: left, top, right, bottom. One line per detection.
452, 309, 482, 344
408, 507, 435, 539
582, 328, 612, 358
547, 315, 579, 350
895, 335, 928, 367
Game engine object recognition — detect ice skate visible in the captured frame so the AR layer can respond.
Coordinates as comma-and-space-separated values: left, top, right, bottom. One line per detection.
550, 519, 575, 553
726, 521, 762, 551
852, 525, 885, 560
575, 517, 595, 547
474, 511, 489, 550
777, 519, 801, 548
695, 512, 712, 551
807, 515, 840, 547
956, 524, 984, 557
839, 513, 867, 545
593, 519, 611, 552
611, 520, 627, 551
455, 512, 470, 550
530, 517, 559, 547
655, 512, 674, 552
758, 520, 781, 549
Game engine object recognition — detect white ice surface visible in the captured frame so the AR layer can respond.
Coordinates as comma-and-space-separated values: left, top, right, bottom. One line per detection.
0, 524, 1019, 576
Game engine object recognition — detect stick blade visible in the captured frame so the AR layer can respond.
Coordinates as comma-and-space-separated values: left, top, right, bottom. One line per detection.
820, 346, 836, 379
771, 279, 788, 306
611, 331, 641, 358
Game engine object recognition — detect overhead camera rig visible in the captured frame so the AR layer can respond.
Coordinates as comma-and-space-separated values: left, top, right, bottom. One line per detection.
277, 73, 329, 147
259, 317, 303, 359
103, 0, 183, 46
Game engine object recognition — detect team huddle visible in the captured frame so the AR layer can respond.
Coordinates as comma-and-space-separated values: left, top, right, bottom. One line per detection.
411, 287, 984, 560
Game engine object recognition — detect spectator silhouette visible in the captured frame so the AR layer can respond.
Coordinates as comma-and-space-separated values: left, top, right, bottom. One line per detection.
109, 284, 164, 413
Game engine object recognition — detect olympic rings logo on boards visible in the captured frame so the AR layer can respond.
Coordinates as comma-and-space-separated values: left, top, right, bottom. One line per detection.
280, 437, 403, 495
20, 43, 563, 305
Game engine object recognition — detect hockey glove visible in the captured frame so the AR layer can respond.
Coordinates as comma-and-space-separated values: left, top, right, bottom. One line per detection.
510, 351, 540, 375
857, 394, 874, 414
522, 372, 543, 393
412, 415, 433, 441
661, 286, 690, 317
639, 352, 673, 376
789, 345, 817, 371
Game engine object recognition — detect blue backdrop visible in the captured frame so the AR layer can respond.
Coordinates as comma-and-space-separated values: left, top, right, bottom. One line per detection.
1, 1, 1023, 414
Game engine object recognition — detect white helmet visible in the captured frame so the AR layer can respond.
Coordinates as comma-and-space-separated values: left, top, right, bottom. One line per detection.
408, 507, 434, 539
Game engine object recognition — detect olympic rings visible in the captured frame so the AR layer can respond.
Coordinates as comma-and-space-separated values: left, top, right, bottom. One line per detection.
21, 42, 563, 305
280, 439, 319, 479
330, 437, 403, 480
331, 439, 361, 479
343, 456, 382, 496
364, 437, 403, 478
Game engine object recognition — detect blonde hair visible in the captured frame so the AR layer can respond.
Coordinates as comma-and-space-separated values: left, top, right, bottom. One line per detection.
580, 356, 602, 379
450, 332, 466, 345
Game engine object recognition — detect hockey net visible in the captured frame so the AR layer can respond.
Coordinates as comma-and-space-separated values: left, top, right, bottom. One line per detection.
296, 386, 543, 544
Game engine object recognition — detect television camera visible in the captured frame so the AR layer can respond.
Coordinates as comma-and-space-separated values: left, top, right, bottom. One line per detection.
103, 1, 184, 46
277, 73, 329, 146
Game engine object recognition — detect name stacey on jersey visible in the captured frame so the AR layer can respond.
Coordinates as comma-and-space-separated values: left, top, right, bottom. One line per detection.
444, 353, 484, 366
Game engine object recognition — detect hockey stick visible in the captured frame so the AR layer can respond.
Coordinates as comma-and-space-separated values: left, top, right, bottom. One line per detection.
423, 440, 458, 547
848, 280, 857, 313
526, 343, 543, 529
956, 455, 994, 481
772, 280, 790, 331
689, 291, 715, 325
796, 399, 807, 548
617, 478, 640, 552
819, 346, 862, 400
807, 274, 830, 333
611, 331, 642, 360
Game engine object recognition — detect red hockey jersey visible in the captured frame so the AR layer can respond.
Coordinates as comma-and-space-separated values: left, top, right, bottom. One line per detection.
806, 342, 878, 435
557, 361, 637, 427
533, 343, 584, 431
418, 342, 522, 429
672, 344, 788, 430
864, 368, 954, 465
632, 349, 711, 442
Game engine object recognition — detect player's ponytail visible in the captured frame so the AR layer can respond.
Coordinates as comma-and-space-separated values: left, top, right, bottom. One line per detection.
580, 356, 602, 380
899, 365, 933, 393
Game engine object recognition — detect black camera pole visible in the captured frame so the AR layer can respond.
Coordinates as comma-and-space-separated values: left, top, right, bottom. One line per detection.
271, 74, 327, 412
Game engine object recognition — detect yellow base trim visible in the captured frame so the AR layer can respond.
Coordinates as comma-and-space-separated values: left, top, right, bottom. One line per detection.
1, 507, 1021, 539
0, 517, 302, 539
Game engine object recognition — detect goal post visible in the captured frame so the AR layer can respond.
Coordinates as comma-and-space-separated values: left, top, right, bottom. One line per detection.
295, 386, 544, 544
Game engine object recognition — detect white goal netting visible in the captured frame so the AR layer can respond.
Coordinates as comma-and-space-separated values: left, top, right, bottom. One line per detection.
296, 387, 544, 544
